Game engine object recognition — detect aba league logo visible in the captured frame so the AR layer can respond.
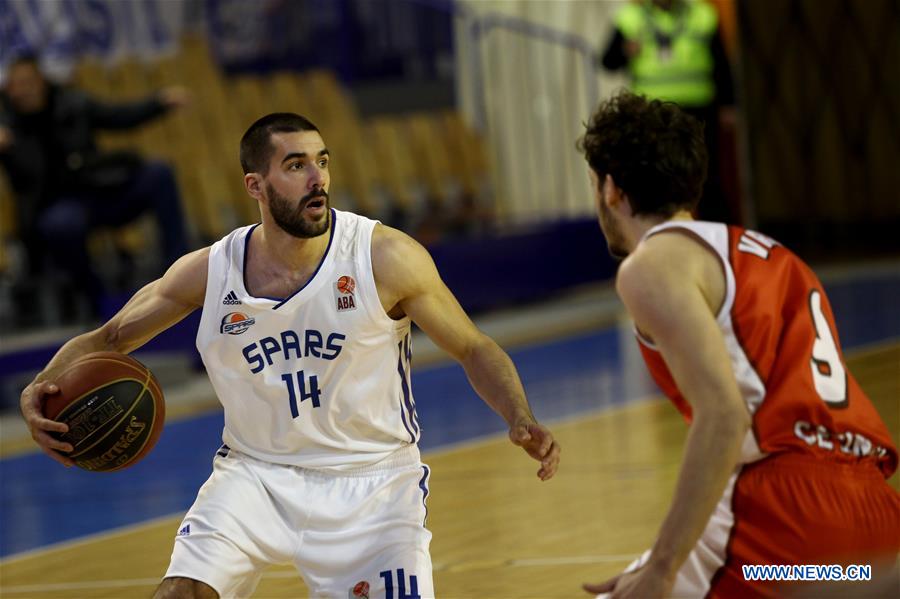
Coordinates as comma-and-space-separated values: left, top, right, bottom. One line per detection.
350, 580, 369, 599
335, 275, 357, 312
221, 312, 256, 335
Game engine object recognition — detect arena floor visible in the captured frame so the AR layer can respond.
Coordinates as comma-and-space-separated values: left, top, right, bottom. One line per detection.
1, 263, 897, 598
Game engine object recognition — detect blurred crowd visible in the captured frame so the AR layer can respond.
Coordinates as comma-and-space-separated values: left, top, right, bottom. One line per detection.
1, 0, 745, 331
0, 51, 490, 329
1, 55, 190, 323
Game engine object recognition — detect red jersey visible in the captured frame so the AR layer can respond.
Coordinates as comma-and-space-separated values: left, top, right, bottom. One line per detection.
635, 221, 898, 478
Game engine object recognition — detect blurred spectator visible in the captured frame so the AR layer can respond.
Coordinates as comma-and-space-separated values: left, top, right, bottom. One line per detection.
599, 0, 737, 223
0, 54, 190, 319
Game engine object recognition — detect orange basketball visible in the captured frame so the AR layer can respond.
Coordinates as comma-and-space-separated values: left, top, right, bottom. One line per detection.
337, 275, 355, 294
43, 352, 165, 472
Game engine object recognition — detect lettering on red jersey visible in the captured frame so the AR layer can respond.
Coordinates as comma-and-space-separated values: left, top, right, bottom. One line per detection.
737, 230, 778, 259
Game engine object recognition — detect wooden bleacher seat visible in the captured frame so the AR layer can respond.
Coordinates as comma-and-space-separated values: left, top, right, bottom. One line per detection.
0, 172, 14, 274
365, 116, 420, 219
57, 37, 494, 244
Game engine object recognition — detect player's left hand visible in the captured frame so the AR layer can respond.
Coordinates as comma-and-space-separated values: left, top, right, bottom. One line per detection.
508, 418, 560, 481
583, 564, 674, 598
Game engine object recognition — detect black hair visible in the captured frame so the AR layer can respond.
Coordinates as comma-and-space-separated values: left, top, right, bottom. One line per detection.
239, 112, 320, 175
578, 90, 708, 217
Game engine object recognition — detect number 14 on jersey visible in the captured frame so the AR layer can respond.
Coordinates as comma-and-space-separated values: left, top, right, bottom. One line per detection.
280, 371, 322, 417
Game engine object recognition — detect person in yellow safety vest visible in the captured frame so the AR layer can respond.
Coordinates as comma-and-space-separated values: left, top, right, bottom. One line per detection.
600, 0, 737, 223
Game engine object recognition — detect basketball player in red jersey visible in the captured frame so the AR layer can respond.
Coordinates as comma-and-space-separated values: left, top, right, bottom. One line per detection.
578, 92, 899, 598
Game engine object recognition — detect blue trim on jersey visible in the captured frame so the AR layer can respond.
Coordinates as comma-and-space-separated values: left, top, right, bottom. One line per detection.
404, 335, 420, 432
239, 210, 338, 307
241, 223, 281, 301
401, 334, 419, 438
418, 465, 430, 524
397, 337, 417, 443
273, 209, 337, 310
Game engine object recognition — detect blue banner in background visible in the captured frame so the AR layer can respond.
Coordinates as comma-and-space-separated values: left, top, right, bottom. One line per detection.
0, 0, 185, 80
0, 0, 455, 83
204, 0, 455, 81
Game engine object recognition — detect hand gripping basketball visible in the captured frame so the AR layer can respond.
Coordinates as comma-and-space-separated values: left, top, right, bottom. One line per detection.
32, 352, 166, 471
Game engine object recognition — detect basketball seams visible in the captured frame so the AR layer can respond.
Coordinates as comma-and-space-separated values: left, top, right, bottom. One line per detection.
112, 368, 164, 471
57, 378, 145, 451
50, 353, 165, 470
52, 375, 145, 421
52, 356, 163, 415
68, 379, 156, 460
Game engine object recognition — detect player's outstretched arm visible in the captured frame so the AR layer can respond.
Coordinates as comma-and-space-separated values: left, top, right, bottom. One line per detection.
19, 248, 210, 466
584, 236, 751, 597
372, 225, 560, 480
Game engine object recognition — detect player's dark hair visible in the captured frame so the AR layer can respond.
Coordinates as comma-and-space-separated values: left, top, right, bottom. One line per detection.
240, 113, 320, 175
577, 90, 708, 217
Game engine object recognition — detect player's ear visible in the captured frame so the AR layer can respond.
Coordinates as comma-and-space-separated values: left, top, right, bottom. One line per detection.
603, 174, 619, 207
245, 173, 265, 203
604, 174, 632, 215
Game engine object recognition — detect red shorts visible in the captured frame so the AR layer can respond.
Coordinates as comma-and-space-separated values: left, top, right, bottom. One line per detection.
707, 453, 900, 598
606, 454, 900, 599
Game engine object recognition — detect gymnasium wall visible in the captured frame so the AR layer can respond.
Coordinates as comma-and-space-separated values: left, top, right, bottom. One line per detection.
453, 0, 624, 225
737, 0, 900, 258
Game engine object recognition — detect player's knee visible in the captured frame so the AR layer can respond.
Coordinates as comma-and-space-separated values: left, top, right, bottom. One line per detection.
153, 577, 218, 599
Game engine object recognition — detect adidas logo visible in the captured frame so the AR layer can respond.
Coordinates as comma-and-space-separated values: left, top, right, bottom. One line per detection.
223, 290, 241, 305
177, 524, 191, 537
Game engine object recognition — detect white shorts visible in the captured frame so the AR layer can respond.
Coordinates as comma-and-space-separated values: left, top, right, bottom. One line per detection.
165, 444, 433, 598
595, 471, 740, 599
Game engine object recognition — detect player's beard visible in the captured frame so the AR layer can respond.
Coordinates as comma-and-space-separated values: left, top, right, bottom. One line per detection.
598, 194, 628, 259
266, 182, 330, 239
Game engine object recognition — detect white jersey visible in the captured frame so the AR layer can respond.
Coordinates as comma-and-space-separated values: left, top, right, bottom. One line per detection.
196, 209, 419, 470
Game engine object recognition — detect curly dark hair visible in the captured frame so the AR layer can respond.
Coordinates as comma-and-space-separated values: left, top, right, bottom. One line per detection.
577, 91, 708, 217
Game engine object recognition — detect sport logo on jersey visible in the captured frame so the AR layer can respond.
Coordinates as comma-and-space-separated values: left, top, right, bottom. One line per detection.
350, 581, 369, 599
222, 290, 241, 305
221, 312, 256, 335
335, 275, 357, 312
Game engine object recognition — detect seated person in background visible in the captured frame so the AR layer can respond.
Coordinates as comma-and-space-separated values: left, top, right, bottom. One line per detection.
0, 53, 190, 318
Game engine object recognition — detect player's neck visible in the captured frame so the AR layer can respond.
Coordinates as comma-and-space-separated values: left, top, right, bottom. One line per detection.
628, 210, 694, 252
257, 220, 331, 272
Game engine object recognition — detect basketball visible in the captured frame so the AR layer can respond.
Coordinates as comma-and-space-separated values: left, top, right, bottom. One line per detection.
337, 275, 355, 294
43, 352, 165, 472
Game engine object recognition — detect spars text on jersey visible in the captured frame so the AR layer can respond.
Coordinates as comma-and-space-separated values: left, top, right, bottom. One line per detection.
242, 328, 346, 374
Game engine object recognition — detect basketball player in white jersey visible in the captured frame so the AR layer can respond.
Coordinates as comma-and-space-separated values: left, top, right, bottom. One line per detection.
20, 113, 561, 599
578, 92, 898, 598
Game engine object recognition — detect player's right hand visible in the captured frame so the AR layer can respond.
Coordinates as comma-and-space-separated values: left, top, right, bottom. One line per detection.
19, 381, 75, 467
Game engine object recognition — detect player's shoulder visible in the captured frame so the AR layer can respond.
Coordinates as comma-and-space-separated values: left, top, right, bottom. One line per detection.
617, 240, 672, 296
180, 245, 212, 266
158, 246, 211, 306
372, 223, 426, 263
618, 226, 716, 298
371, 224, 437, 294
631, 227, 704, 268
